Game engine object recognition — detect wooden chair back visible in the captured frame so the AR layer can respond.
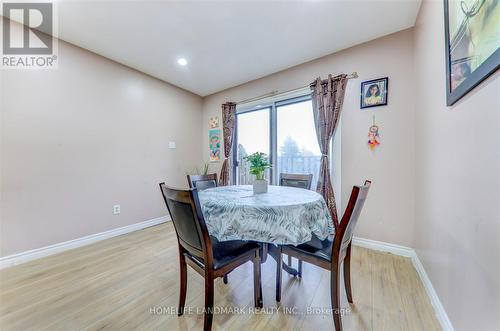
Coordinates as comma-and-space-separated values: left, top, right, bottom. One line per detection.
279, 173, 313, 190
187, 173, 218, 191
333, 181, 371, 261
159, 183, 213, 262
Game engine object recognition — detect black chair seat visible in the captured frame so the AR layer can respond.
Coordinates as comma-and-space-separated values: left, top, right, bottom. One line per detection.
190, 238, 261, 270
213, 241, 261, 270
288, 236, 333, 262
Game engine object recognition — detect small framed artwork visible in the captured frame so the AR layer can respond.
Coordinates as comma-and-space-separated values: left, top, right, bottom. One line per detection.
444, 0, 499, 106
208, 129, 221, 162
360, 77, 388, 109
210, 116, 219, 128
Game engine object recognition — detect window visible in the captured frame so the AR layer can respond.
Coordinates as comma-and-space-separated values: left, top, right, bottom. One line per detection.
233, 94, 323, 188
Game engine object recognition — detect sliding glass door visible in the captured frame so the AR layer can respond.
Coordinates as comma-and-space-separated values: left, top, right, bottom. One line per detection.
234, 95, 322, 187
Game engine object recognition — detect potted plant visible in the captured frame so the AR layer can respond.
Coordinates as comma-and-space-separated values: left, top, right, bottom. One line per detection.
244, 152, 271, 194
187, 161, 210, 176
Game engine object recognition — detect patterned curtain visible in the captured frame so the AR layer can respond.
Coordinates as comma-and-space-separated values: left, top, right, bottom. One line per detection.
219, 102, 237, 186
310, 74, 348, 230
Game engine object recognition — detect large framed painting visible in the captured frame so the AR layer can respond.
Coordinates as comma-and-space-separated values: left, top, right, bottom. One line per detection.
444, 0, 499, 106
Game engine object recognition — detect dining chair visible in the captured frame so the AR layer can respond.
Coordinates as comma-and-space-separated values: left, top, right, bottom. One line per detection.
275, 180, 371, 331
279, 173, 313, 277
279, 173, 313, 190
159, 183, 263, 331
187, 173, 218, 191
187, 173, 233, 284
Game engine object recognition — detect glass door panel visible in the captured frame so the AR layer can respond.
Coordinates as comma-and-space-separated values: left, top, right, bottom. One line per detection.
235, 108, 271, 185
276, 100, 321, 188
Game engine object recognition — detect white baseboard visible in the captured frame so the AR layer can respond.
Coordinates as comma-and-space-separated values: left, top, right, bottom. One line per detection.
353, 236, 454, 331
411, 251, 454, 331
0, 215, 169, 269
352, 236, 415, 257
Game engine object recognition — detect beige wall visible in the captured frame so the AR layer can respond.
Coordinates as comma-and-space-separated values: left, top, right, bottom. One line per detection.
202, 29, 416, 247
413, 1, 499, 330
0, 39, 203, 256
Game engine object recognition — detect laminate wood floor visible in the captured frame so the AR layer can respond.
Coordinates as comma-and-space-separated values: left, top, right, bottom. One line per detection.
0, 223, 441, 331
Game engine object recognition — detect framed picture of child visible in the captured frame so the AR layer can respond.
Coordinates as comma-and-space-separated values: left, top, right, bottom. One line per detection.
360, 77, 389, 109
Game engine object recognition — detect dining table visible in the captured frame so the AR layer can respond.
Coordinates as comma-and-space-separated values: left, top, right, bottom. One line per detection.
198, 184, 334, 275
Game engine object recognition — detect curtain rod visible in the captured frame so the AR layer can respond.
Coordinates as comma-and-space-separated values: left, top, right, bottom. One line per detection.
235, 72, 359, 105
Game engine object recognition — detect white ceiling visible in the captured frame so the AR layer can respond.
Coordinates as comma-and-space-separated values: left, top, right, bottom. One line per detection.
53, 0, 420, 96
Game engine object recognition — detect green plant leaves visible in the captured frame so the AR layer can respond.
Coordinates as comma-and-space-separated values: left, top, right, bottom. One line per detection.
243, 152, 271, 180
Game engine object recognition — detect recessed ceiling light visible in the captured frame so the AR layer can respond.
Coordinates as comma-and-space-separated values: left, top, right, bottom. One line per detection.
177, 58, 187, 66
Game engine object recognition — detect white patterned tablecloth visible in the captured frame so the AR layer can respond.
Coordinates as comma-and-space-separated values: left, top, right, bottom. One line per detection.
198, 185, 333, 245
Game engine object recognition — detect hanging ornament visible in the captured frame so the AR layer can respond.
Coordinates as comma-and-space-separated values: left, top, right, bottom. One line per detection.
368, 115, 380, 150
